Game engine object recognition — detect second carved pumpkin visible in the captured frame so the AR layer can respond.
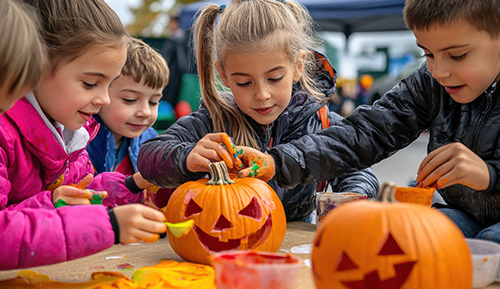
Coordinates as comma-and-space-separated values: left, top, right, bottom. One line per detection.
311, 182, 472, 289
164, 161, 287, 264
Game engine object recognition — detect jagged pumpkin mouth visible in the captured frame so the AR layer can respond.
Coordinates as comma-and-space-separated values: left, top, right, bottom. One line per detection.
341, 261, 416, 289
193, 214, 273, 252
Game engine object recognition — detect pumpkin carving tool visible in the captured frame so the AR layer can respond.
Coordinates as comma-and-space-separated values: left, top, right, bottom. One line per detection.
165, 219, 195, 238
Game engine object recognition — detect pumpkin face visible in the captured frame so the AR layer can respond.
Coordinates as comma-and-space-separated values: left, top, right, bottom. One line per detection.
164, 162, 286, 264
311, 200, 472, 289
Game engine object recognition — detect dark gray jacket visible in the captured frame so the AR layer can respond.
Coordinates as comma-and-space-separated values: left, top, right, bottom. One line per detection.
138, 54, 379, 221
269, 62, 500, 227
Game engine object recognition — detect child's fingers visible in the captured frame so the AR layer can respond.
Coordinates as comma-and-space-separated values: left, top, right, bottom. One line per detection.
141, 206, 169, 225
88, 190, 108, 199
220, 134, 242, 169
143, 233, 160, 243
125, 219, 165, 244
54, 188, 91, 206
218, 150, 234, 170
53, 185, 88, 200
76, 174, 94, 189
236, 147, 275, 181
237, 168, 251, 178
123, 230, 160, 244
60, 196, 92, 205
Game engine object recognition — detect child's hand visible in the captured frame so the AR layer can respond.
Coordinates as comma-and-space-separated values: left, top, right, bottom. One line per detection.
236, 146, 275, 182
75, 173, 94, 189
52, 185, 107, 206
416, 142, 489, 190
132, 172, 154, 190
113, 204, 166, 244
186, 133, 235, 173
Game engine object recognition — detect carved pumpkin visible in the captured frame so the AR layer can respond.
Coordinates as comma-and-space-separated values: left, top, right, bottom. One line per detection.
164, 161, 286, 264
311, 182, 472, 289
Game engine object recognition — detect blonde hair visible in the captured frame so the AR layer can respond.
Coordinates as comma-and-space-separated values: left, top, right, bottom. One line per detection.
122, 37, 170, 91
0, 0, 46, 97
404, 0, 500, 38
194, 0, 324, 148
21, 0, 128, 75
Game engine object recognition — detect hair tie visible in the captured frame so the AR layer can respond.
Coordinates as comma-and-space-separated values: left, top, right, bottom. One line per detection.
219, 4, 226, 13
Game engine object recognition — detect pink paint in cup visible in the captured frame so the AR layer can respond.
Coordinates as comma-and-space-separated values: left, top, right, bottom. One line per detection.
210, 250, 302, 289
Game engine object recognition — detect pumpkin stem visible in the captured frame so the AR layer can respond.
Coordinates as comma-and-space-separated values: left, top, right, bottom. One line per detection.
207, 161, 235, 185
376, 182, 398, 203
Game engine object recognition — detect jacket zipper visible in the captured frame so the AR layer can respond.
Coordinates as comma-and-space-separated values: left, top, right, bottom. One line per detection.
263, 124, 273, 148
483, 82, 496, 115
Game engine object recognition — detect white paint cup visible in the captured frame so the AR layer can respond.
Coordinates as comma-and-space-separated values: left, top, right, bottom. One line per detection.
467, 238, 500, 288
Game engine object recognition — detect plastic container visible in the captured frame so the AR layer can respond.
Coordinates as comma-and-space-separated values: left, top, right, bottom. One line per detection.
315, 192, 367, 226
467, 238, 500, 288
210, 250, 302, 289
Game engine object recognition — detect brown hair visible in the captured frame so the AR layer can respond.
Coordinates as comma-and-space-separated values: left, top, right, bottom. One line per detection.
194, 0, 324, 148
404, 0, 500, 38
122, 37, 170, 90
21, 0, 128, 75
0, 0, 46, 96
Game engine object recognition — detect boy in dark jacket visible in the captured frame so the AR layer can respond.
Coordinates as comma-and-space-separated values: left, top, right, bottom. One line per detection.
237, 0, 500, 242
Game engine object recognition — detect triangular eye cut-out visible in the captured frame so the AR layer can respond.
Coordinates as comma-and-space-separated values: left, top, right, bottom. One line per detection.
335, 252, 359, 271
185, 199, 203, 217
378, 233, 405, 256
214, 214, 232, 231
314, 227, 325, 248
238, 197, 262, 220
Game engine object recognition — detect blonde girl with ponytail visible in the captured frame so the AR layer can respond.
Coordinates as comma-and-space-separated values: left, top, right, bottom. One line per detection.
139, 0, 379, 221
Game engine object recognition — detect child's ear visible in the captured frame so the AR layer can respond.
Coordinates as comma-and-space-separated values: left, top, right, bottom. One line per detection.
215, 61, 230, 87
293, 51, 306, 83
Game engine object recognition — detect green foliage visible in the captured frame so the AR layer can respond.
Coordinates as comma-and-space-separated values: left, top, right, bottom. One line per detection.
126, 0, 202, 37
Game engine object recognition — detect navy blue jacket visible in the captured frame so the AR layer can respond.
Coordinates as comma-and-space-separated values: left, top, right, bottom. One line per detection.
88, 115, 157, 174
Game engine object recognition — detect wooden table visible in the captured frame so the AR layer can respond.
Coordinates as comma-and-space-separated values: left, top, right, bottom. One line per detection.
1, 222, 499, 289
0, 222, 316, 288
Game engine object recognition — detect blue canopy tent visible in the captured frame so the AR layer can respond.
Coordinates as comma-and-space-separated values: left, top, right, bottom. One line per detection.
170, 0, 408, 122
178, 0, 407, 38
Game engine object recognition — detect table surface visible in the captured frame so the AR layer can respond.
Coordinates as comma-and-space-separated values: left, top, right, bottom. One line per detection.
0, 222, 499, 289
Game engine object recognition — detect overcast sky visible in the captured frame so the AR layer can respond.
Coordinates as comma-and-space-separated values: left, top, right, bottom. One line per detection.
105, 0, 141, 25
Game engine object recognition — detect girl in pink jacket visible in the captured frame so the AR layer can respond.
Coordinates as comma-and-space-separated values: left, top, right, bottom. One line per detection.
0, 0, 166, 270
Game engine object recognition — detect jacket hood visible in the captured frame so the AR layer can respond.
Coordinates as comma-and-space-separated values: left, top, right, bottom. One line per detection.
292, 50, 337, 102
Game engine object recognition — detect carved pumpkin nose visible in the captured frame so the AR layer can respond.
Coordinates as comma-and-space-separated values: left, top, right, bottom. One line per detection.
214, 214, 232, 231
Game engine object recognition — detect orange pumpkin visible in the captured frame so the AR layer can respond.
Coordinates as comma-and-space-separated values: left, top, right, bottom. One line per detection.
311, 182, 472, 289
164, 161, 286, 264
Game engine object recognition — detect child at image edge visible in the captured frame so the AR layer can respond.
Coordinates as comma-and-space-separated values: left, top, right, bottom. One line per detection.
0, 0, 166, 270
87, 37, 174, 209
234, 0, 500, 243
0, 0, 44, 113
138, 0, 379, 222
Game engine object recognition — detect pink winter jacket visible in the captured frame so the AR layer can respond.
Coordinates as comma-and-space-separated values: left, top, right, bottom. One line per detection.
0, 98, 142, 270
